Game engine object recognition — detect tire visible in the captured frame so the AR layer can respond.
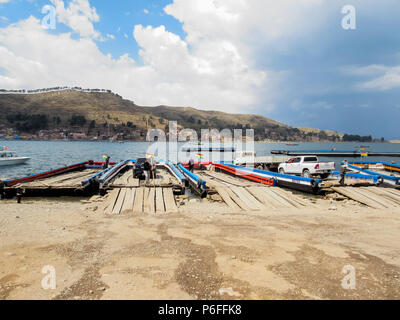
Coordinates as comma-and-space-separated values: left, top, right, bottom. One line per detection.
302, 169, 311, 178
279, 168, 285, 174
320, 173, 330, 179
257, 165, 263, 170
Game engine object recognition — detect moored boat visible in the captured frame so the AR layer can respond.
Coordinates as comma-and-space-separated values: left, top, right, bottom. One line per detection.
0, 150, 30, 166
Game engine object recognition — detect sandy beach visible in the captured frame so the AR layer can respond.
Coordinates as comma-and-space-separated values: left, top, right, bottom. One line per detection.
1, 195, 400, 300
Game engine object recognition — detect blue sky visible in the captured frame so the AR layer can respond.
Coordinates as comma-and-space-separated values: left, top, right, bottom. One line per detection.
1, 0, 400, 139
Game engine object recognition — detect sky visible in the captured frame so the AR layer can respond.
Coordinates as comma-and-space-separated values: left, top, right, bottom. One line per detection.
0, 0, 400, 139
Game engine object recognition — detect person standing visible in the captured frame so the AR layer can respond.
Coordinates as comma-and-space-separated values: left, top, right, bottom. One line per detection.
143, 159, 151, 184
102, 155, 110, 169
339, 160, 347, 186
151, 161, 157, 180
188, 157, 195, 173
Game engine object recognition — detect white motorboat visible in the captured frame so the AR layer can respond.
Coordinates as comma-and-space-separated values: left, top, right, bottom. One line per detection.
0, 151, 30, 166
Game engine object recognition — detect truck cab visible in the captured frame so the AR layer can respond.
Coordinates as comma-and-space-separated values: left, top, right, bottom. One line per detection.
233, 151, 256, 167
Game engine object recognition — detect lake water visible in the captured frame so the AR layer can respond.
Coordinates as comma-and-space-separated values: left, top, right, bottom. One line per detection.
1, 140, 400, 180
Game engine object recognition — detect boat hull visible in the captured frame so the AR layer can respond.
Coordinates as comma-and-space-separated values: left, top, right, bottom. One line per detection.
0, 157, 30, 166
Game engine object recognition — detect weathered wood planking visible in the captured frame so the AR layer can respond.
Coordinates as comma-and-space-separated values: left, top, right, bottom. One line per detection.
121, 188, 135, 213
369, 187, 400, 205
133, 187, 144, 213
332, 187, 383, 209
272, 187, 315, 208
263, 188, 293, 208
147, 188, 156, 213
163, 188, 178, 213
355, 188, 397, 208
112, 188, 127, 214
270, 188, 304, 209
104, 189, 120, 214
230, 187, 263, 211
155, 188, 165, 213
226, 187, 252, 211
215, 187, 242, 211
247, 187, 280, 209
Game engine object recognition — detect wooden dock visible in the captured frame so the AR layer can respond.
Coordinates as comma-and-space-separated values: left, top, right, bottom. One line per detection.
198, 170, 315, 211
332, 186, 400, 209
101, 187, 178, 214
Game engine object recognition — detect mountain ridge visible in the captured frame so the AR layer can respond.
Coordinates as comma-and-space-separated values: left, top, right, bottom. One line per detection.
0, 89, 350, 142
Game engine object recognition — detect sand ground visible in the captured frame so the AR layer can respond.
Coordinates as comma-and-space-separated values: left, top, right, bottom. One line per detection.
1, 196, 400, 300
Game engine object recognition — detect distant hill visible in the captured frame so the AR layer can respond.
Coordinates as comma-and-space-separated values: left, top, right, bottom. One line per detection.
0, 89, 344, 141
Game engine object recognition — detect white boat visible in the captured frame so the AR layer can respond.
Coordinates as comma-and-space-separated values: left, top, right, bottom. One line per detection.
0, 151, 30, 166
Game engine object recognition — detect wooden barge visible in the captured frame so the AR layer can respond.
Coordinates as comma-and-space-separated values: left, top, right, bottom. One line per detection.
1, 161, 115, 198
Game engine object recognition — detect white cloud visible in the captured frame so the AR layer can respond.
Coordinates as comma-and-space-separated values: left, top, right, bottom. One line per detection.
0, 0, 11, 3
143, 9, 149, 14
50, 0, 100, 38
106, 34, 115, 40
0, 16, 261, 111
358, 65, 400, 90
0, 0, 350, 113
346, 64, 400, 91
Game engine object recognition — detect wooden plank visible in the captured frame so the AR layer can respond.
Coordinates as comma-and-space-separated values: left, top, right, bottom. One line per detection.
163, 188, 178, 213
133, 187, 144, 213
332, 187, 382, 209
130, 178, 140, 187
112, 188, 127, 214
343, 188, 386, 209
143, 188, 150, 213
247, 187, 279, 209
384, 188, 400, 199
121, 188, 135, 213
351, 188, 392, 208
215, 187, 241, 211
270, 188, 304, 209
369, 187, 400, 205
155, 187, 165, 213
231, 187, 262, 211
148, 188, 156, 213
226, 187, 252, 211
272, 187, 315, 208
104, 189, 120, 214
263, 188, 293, 208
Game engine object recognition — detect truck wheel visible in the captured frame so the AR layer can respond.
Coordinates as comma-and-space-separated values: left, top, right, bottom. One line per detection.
279, 168, 285, 174
320, 173, 330, 179
302, 169, 311, 178
257, 165, 263, 170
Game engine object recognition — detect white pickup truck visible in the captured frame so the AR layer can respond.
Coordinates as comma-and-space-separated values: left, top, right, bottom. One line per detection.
278, 156, 335, 179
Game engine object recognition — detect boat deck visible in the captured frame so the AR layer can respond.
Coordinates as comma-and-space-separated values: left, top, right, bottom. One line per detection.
8, 168, 99, 189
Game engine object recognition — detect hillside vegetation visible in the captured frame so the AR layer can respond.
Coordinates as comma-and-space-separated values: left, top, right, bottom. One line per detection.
0, 89, 344, 141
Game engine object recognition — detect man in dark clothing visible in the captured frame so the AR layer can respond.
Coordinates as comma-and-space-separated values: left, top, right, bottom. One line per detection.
188, 158, 195, 173
103, 155, 110, 169
143, 160, 151, 184
339, 160, 347, 186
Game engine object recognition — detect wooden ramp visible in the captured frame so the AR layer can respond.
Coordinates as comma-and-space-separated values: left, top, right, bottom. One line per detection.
215, 186, 315, 211
332, 186, 400, 209
103, 187, 178, 214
